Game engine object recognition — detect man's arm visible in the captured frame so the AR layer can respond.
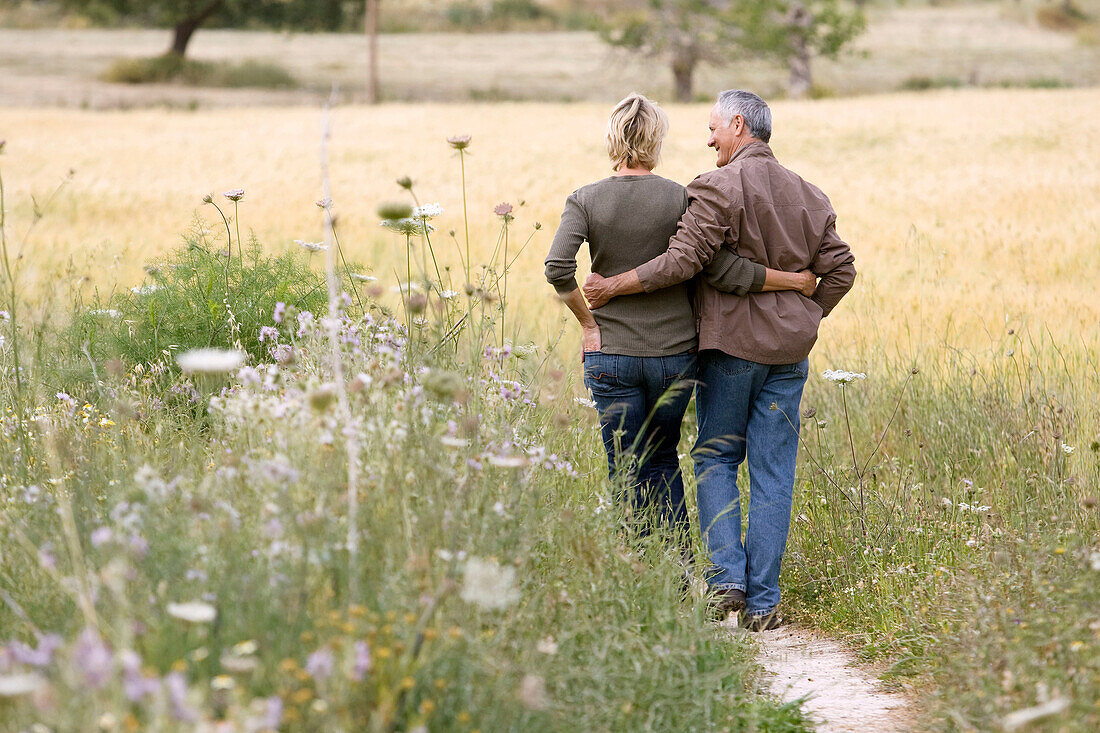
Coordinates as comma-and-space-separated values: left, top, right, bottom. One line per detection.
583, 177, 735, 307
809, 218, 856, 317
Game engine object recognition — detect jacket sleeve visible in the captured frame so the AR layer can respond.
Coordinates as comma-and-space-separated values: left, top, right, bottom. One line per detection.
810, 216, 856, 317
543, 192, 587, 294
635, 176, 739, 292
700, 248, 767, 296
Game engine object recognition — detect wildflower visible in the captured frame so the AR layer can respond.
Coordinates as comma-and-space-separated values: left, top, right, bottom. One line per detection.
258, 325, 280, 343
377, 201, 414, 221
211, 675, 235, 690
350, 273, 377, 282
7, 633, 63, 668
130, 284, 160, 295
73, 627, 114, 689
254, 697, 283, 730
488, 454, 528, 469
493, 202, 514, 219
167, 601, 217, 623
120, 650, 160, 701
396, 176, 414, 190
202, 194, 214, 203
1090, 551, 1100, 571
381, 217, 429, 236
493, 502, 506, 516
273, 301, 286, 323
306, 647, 335, 681
0, 673, 45, 697
518, 674, 549, 711
447, 134, 472, 150
315, 197, 333, 209
575, 397, 597, 408
90, 526, 113, 548
295, 239, 329, 252
440, 289, 458, 299
165, 672, 199, 723
87, 308, 122, 318
413, 203, 443, 219
176, 348, 245, 374
1061, 443, 1075, 455
352, 641, 371, 681
461, 557, 520, 611
223, 189, 245, 202
821, 369, 866, 385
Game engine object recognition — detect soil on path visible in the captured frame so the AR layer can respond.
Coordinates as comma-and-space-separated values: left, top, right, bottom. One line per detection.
750, 625, 915, 732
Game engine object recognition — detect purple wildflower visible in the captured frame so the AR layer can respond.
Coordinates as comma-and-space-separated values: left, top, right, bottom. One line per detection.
258, 326, 279, 343
72, 627, 113, 689
273, 302, 286, 324
120, 650, 160, 702
305, 647, 335, 681
8, 633, 63, 668
352, 640, 371, 681
90, 526, 113, 548
165, 672, 198, 722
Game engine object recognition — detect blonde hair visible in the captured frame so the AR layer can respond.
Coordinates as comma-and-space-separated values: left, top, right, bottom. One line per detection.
606, 93, 669, 171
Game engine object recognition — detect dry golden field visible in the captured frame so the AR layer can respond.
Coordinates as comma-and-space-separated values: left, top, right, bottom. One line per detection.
2, 88, 1099, 365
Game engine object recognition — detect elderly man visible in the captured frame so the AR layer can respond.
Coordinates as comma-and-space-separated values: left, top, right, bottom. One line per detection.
583, 90, 856, 630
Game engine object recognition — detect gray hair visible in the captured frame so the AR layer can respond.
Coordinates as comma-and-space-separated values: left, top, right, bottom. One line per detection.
714, 90, 772, 143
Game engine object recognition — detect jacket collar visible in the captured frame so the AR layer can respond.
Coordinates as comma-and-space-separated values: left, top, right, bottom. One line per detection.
728, 140, 774, 165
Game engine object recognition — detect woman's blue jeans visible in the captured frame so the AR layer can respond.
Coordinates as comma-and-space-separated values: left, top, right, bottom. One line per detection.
583, 351, 696, 536
693, 350, 808, 617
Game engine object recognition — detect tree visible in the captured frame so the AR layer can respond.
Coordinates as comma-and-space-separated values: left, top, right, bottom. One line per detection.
60, 0, 347, 59
601, 0, 747, 103
741, 0, 864, 98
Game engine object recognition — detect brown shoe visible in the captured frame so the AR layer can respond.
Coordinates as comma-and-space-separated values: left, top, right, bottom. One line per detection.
710, 587, 746, 621
740, 610, 785, 632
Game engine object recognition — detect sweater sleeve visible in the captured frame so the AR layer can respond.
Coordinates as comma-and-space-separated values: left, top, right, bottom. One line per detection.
700, 248, 767, 296
635, 176, 738, 292
544, 192, 587, 294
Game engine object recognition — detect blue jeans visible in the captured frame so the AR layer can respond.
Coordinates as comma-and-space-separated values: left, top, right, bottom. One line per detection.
693, 350, 808, 617
583, 351, 696, 536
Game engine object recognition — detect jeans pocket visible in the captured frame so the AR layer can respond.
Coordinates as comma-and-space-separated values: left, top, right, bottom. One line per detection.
583, 353, 618, 391
711, 354, 753, 378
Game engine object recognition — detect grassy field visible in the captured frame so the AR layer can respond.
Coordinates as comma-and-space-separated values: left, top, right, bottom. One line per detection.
1, 88, 1098, 729
2, 4, 1100, 107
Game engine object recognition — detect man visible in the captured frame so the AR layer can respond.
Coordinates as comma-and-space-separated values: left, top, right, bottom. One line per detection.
583, 89, 856, 630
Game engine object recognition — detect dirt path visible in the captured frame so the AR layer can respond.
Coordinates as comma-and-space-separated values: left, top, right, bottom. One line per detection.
750, 626, 915, 732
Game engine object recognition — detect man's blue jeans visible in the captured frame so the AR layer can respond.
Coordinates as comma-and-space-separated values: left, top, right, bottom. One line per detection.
583, 351, 696, 535
693, 350, 808, 617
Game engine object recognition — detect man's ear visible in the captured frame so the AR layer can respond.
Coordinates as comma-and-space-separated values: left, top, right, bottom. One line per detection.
732, 114, 745, 136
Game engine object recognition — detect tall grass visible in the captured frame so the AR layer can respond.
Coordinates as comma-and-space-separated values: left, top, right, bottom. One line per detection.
0, 137, 806, 731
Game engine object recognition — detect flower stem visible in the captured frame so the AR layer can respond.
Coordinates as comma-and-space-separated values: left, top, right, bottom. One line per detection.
459, 150, 470, 283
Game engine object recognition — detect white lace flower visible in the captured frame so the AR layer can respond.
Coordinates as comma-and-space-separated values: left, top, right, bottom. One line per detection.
460, 557, 520, 610
176, 348, 245, 374
822, 369, 866, 384
167, 601, 217, 623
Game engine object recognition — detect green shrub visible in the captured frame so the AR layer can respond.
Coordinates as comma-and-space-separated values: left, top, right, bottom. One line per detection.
61, 229, 339, 390
1036, 1, 1090, 31
101, 54, 297, 89
899, 75, 964, 91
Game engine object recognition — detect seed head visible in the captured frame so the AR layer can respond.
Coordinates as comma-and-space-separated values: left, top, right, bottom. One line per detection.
0, 139, 6, 154
377, 201, 414, 221
202, 194, 213, 204
315, 197, 333, 209
396, 176, 414, 190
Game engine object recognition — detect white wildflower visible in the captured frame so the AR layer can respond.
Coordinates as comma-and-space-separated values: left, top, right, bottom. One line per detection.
295, 240, 329, 252
1090, 551, 1100, 572
440, 290, 459, 299
493, 502, 506, 517
0, 673, 46, 697
412, 203, 443, 219
167, 601, 217, 624
223, 189, 245, 202
575, 397, 596, 408
488, 454, 528, 469
821, 369, 866, 385
518, 674, 549, 711
440, 435, 470, 448
176, 348, 245, 374
87, 309, 122, 318
1061, 443, 1075, 455
130, 284, 160, 296
350, 273, 377, 282
461, 557, 520, 611
940, 497, 953, 508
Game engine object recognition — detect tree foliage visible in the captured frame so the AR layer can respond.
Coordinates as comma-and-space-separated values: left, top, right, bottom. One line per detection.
601, 0, 864, 101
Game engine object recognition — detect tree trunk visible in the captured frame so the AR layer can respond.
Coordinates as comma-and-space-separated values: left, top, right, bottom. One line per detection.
169, 0, 225, 58
786, 3, 813, 99
670, 45, 696, 103
366, 0, 381, 104
787, 42, 812, 98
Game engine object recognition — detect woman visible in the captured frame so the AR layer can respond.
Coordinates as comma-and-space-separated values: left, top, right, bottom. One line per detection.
543, 93, 804, 538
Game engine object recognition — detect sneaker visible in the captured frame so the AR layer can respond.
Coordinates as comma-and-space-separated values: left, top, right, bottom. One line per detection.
709, 587, 746, 621
740, 610, 785, 632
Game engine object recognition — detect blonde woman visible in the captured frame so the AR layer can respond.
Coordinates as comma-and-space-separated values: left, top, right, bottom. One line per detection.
544, 93, 807, 539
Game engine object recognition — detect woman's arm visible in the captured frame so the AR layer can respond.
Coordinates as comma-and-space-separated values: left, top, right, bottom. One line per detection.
702, 248, 817, 296
545, 192, 601, 360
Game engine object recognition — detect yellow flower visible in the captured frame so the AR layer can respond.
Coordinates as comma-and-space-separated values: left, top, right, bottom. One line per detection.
401, 676, 416, 690
457, 711, 472, 723
290, 688, 313, 704
419, 699, 436, 715
375, 647, 392, 660
1054, 547, 1066, 554
423, 628, 438, 641
434, 678, 446, 690
278, 658, 298, 673
349, 604, 367, 617
404, 612, 418, 625
448, 626, 463, 639
171, 659, 188, 672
